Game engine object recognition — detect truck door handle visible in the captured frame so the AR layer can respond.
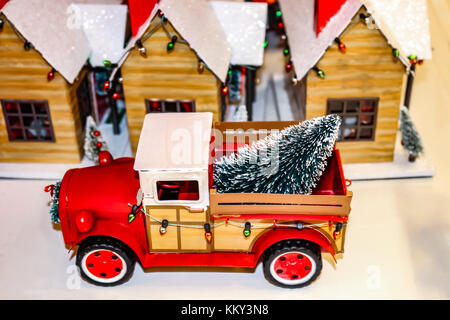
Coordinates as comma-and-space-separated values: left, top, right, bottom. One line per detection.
188, 207, 204, 213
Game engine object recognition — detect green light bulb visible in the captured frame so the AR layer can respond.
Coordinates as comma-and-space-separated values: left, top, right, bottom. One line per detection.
276, 10, 282, 17
317, 69, 325, 79
393, 48, 399, 58
243, 222, 251, 238
103, 60, 112, 67
263, 41, 268, 48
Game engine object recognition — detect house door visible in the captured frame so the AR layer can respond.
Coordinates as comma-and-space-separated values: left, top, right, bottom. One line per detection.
145, 180, 211, 252
76, 74, 93, 131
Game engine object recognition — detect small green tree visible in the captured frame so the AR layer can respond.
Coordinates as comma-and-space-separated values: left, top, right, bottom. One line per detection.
400, 106, 423, 162
46, 181, 61, 224
214, 114, 341, 195
84, 115, 108, 163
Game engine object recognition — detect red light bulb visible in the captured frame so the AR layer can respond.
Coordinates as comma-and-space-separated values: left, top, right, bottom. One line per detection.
221, 86, 229, 96
112, 92, 120, 100
47, 68, 55, 81
339, 42, 346, 53
96, 142, 103, 148
285, 63, 292, 73
103, 81, 110, 91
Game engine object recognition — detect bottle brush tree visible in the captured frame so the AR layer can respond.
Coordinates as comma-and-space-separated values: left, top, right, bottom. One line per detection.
214, 114, 342, 194
400, 106, 423, 162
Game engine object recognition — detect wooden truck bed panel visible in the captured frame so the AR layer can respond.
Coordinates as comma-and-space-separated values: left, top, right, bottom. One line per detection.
210, 190, 353, 217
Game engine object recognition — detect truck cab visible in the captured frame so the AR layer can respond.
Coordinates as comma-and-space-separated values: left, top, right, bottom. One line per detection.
50, 112, 352, 288
134, 113, 213, 252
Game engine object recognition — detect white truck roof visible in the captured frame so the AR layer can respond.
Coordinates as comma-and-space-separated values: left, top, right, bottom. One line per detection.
134, 112, 213, 172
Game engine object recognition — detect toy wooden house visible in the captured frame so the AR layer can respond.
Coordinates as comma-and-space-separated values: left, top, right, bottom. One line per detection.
0, 0, 91, 163
115, 0, 267, 154
116, 0, 231, 155
0, 0, 128, 163
278, 0, 431, 163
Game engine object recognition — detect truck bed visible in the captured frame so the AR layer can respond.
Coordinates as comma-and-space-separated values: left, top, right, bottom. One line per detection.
210, 150, 352, 220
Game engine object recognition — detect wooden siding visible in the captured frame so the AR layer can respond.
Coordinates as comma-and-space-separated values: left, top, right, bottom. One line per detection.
0, 18, 83, 163
305, 9, 406, 163
121, 17, 222, 155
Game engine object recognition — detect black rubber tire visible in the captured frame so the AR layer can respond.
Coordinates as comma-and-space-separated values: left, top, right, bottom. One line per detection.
76, 236, 136, 287
263, 239, 322, 288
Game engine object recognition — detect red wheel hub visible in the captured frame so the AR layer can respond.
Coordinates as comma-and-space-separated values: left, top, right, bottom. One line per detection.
84, 250, 124, 279
273, 252, 313, 281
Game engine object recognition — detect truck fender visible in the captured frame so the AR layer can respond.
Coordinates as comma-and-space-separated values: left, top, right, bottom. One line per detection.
251, 227, 336, 263
73, 219, 148, 264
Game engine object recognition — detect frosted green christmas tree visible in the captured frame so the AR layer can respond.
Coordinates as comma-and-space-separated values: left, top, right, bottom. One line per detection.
400, 106, 423, 162
84, 115, 108, 163
49, 181, 61, 224
214, 114, 342, 195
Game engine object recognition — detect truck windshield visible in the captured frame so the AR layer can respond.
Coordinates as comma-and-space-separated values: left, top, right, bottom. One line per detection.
156, 180, 200, 201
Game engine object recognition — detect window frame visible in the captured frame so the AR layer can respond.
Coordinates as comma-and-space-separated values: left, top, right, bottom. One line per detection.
1, 99, 56, 142
153, 179, 202, 204
327, 97, 379, 142
145, 99, 196, 114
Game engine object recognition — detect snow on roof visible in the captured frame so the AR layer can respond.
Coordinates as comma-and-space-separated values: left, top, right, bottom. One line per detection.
210, 1, 267, 67
279, 0, 432, 80
1, 0, 91, 84
159, 0, 232, 83
73, 4, 128, 67
363, 0, 432, 60
134, 112, 213, 171
278, 0, 362, 80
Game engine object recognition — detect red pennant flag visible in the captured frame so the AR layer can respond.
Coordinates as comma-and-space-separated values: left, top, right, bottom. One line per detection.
315, 0, 347, 36
128, 0, 159, 37
0, 0, 9, 10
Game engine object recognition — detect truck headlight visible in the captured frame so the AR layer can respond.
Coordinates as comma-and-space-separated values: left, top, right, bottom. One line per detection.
75, 210, 95, 233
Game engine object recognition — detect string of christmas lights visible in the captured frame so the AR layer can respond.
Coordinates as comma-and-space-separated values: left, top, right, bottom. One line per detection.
103, 12, 193, 97
128, 204, 335, 240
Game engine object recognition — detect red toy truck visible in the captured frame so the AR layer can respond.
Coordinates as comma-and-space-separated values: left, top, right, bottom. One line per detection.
47, 113, 352, 288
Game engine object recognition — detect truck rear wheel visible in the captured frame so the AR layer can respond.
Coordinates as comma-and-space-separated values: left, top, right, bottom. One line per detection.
76, 237, 136, 287
263, 240, 322, 288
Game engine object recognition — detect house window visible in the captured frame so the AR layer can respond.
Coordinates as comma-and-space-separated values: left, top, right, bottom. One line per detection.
145, 99, 195, 113
156, 180, 200, 201
1, 99, 55, 142
327, 98, 378, 141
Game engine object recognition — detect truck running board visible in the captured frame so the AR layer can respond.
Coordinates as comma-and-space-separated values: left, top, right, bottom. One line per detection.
142, 252, 258, 268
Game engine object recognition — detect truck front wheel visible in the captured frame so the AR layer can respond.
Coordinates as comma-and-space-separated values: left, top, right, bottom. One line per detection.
76, 237, 136, 287
263, 240, 322, 288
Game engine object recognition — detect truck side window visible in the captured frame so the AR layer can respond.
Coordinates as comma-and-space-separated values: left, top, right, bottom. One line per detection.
156, 181, 200, 201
